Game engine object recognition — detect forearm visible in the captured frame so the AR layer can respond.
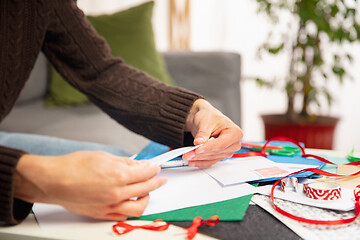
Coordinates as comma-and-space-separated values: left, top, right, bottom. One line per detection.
0, 146, 33, 225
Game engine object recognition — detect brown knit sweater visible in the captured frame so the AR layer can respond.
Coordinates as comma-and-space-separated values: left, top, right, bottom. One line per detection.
0, 0, 201, 225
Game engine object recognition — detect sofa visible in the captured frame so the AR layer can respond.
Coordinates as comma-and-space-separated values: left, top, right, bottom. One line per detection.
0, 51, 241, 155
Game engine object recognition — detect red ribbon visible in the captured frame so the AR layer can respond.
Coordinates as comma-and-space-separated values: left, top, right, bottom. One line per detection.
263, 137, 360, 225
232, 152, 267, 158
112, 215, 219, 238
112, 219, 170, 235
271, 170, 360, 225
186, 215, 220, 240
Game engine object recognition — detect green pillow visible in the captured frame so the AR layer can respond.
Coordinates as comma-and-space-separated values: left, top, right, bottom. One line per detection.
46, 1, 174, 106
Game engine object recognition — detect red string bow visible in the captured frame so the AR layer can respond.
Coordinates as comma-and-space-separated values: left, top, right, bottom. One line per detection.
112, 219, 170, 235
186, 215, 220, 240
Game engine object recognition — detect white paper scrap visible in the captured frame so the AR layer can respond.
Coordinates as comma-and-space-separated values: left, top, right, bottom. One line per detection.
143, 167, 256, 216
149, 145, 201, 166
149, 137, 215, 166
202, 157, 285, 185
202, 157, 319, 186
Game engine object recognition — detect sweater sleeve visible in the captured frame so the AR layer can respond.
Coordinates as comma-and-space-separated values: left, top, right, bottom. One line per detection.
0, 146, 33, 225
42, 0, 202, 148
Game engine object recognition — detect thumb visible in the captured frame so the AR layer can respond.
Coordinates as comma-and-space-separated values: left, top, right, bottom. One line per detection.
193, 129, 211, 146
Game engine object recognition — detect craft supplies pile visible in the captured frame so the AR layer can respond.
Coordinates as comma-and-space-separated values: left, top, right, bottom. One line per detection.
32, 136, 360, 235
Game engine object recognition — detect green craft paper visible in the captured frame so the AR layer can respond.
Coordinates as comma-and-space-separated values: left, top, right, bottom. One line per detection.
133, 186, 257, 221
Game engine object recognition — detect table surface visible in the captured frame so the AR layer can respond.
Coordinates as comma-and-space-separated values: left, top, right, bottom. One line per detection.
0, 148, 354, 240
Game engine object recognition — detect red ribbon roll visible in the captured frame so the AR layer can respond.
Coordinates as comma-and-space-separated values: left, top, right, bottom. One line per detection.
303, 182, 341, 200
280, 177, 298, 192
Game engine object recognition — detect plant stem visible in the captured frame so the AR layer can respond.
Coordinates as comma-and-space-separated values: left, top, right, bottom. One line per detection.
286, 17, 299, 118
300, 32, 319, 117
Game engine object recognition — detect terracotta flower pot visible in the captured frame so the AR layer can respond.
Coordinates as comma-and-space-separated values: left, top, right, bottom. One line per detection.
261, 114, 339, 149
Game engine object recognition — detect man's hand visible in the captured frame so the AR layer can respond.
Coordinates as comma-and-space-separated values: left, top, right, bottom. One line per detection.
14, 151, 166, 220
183, 99, 243, 167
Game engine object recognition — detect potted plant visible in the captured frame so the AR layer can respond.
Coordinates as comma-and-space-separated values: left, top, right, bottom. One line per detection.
253, 0, 360, 149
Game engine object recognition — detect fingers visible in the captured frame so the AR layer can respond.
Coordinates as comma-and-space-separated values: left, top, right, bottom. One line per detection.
185, 99, 243, 167
183, 138, 240, 161
121, 176, 167, 200
101, 213, 128, 221
188, 151, 233, 167
107, 154, 143, 166
89, 178, 166, 220
183, 127, 242, 167
196, 127, 242, 154
192, 115, 220, 146
107, 195, 150, 218
194, 130, 211, 145
121, 161, 161, 184
188, 159, 223, 167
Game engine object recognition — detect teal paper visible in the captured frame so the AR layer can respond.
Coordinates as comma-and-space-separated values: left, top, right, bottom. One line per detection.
318, 154, 349, 174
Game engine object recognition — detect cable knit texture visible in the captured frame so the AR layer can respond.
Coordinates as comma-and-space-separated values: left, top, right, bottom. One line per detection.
0, 0, 202, 225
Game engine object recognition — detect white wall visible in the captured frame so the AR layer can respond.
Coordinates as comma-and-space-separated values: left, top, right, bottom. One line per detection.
77, 0, 360, 151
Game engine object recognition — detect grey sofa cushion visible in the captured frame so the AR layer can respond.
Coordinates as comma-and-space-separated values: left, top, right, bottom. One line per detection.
163, 51, 241, 126
1, 101, 150, 154
17, 53, 48, 105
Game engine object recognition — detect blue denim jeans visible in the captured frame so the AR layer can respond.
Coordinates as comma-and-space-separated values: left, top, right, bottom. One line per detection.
0, 131, 131, 157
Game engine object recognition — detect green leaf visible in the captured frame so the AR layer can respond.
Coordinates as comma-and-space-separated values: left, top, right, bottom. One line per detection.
332, 66, 345, 83
267, 43, 285, 54
313, 52, 324, 66
330, 5, 339, 17
255, 78, 274, 88
346, 54, 353, 63
322, 88, 333, 107
346, 8, 356, 17
321, 71, 328, 80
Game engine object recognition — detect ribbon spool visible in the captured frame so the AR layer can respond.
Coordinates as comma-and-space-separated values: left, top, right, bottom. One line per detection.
281, 177, 298, 192
303, 182, 341, 200
355, 185, 360, 198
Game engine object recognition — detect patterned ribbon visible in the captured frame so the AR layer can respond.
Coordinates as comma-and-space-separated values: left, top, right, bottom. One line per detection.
303, 182, 341, 200
264, 137, 360, 225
